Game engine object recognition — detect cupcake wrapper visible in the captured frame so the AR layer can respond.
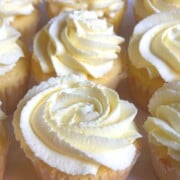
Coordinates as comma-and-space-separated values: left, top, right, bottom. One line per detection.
11, 7, 40, 46
0, 121, 9, 180
127, 63, 164, 111
105, 1, 127, 34
133, 11, 142, 23
0, 74, 29, 114
0, 148, 8, 180
149, 143, 180, 180
128, 73, 152, 111
32, 55, 126, 90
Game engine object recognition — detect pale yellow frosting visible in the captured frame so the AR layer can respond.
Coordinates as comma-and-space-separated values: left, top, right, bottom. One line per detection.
135, 0, 180, 19
17, 75, 141, 175
128, 11, 180, 81
0, 19, 24, 76
33, 10, 124, 78
46, 0, 125, 19
144, 81, 180, 161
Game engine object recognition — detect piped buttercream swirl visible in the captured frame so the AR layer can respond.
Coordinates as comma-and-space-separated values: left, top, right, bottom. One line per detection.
144, 81, 180, 161
33, 10, 124, 78
128, 11, 180, 81
16, 75, 141, 175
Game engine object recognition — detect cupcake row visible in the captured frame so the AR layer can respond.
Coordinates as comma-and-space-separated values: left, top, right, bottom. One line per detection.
1, 78, 180, 179
1, 0, 179, 113
0, 0, 179, 180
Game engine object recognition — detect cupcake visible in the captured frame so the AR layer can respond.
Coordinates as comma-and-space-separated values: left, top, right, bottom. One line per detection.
134, 0, 180, 21
0, 102, 9, 180
0, 19, 30, 113
128, 11, 180, 111
13, 74, 142, 180
31, 10, 125, 89
45, 0, 127, 33
144, 81, 180, 180
0, 0, 42, 46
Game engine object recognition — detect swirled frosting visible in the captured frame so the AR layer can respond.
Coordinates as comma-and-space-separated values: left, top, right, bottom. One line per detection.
0, 19, 24, 75
135, 0, 180, 19
46, 0, 125, 19
16, 75, 141, 175
144, 81, 180, 161
128, 11, 180, 81
33, 10, 124, 78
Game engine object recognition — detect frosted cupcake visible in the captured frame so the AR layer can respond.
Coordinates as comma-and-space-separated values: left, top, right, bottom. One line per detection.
128, 11, 180, 111
32, 10, 125, 89
0, 0, 42, 46
144, 81, 180, 180
0, 102, 9, 180
13, 75, 142, 180
0, 19, 30, 113
45, 0, 127, 33
134, 0, 180, 21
